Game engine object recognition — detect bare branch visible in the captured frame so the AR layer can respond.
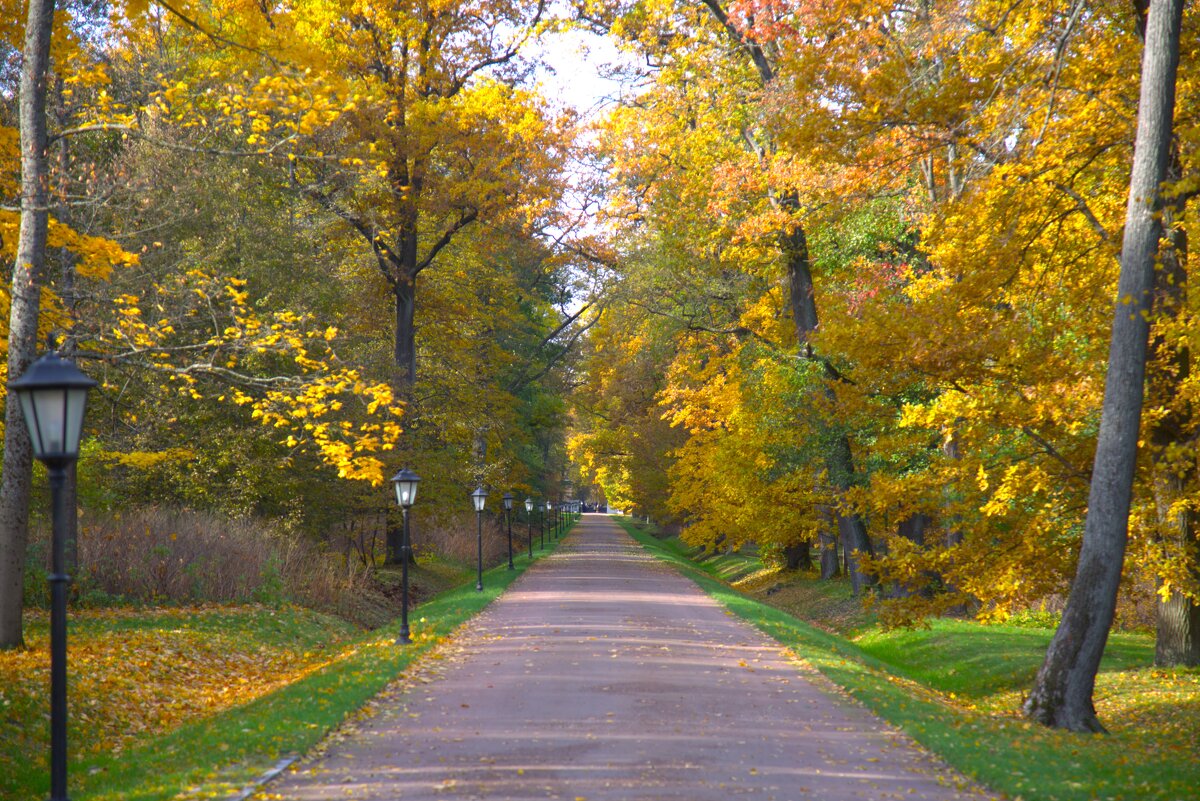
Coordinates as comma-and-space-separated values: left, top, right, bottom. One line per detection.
414, 207, 479, 274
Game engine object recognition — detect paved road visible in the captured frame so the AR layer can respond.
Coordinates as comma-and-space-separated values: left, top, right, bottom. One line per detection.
267, 515, 993, 801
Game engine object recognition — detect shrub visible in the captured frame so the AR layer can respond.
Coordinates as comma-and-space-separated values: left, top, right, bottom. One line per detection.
411, 511, 513, 567
26, 507, 391, 626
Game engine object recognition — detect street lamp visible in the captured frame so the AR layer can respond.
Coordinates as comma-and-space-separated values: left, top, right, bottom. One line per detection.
390, 468, 420, 644
546, 500, 553, 541
471, 487, 487, 591
502, 492, 514, 570
10, 350, 97, 801
524, 497, 534, 559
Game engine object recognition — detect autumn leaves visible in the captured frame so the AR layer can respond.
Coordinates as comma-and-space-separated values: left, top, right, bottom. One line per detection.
568, 0, 1200, 729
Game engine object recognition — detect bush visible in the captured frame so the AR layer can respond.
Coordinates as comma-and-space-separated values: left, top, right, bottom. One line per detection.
412, 511, 514, 568
26, 507, 391, 626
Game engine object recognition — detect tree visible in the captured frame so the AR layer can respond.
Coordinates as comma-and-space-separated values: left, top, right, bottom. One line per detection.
1025, 0, 1186, 732
0, 0, 56, 650
179, 0, 567, 389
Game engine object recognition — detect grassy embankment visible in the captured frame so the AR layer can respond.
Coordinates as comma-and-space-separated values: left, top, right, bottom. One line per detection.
0, 522, 576, 801
615, 516, 1199, 801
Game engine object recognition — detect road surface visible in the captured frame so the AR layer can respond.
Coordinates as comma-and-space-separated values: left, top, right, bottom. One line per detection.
265, 514, 993, 801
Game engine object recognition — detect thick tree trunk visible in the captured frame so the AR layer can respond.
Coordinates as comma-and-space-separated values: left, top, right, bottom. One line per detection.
394, 273, 416, 386
888, 514, 935, 599
817, 504, 840, 579
0, 0, 56, 650
1024, 0, 1184, 731
1155, 472, 1200, 664
784, 225, 876, 594
1148, 135, 1198, 665
838, 515, 873, 595
783, 541, 811, 571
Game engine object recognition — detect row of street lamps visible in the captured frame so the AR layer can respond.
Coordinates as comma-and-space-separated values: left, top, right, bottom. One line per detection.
9, 347, 581, 800
389, 469, 576, 645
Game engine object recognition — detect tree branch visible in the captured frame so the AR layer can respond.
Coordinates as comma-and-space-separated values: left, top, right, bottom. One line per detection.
414, 207, 479, 274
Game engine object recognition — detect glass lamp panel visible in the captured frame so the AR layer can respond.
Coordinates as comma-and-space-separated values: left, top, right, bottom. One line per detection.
524, 497, 533, 513
29, 388, 69, 457
16, 390, 46, 458
63, 386, 89, 457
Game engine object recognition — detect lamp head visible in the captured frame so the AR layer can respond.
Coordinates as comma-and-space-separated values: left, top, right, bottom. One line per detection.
9, 351, 97, 466
391, 468, 420, 508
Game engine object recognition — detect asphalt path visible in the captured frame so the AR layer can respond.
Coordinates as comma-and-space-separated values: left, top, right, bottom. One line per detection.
265, 514, 994, 801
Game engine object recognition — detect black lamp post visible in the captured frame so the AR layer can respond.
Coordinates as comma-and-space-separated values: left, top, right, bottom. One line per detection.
524, 497, 533, 558
10, 350, 97, 801
471, 487, 487, 591
546, 499, 554, 541
502, 492, 514, 570
391, 468, 420, 644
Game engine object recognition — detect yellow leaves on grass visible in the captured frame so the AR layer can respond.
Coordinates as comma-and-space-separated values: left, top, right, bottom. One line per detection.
0, 608, 343, 758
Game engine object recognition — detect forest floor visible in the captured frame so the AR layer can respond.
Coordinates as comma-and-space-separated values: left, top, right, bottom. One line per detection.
0, 537, 565, 801
615, 517, 1200, 801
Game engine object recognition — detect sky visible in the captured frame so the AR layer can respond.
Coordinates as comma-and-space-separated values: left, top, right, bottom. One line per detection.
532, 27, 637, 120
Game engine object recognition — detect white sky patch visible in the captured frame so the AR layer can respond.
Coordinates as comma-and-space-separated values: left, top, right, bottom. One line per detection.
532, 27, 635, 120
523, 25, 643, 318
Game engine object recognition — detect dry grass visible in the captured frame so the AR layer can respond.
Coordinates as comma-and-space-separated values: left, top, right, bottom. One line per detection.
27, 507, 393, 626
410, 511, 516, 568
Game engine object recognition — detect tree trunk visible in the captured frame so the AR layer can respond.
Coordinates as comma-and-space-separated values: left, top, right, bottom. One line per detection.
1147, 130, 1198, 664
699, 0, 875, 592
0, 0, 56, 650
1155, 472, 1200, 664
838, 515, 873, 596
942, 429, 965, 550
394, 272, 417, 386
817, 504, 840, 579
784, 224, 876, 594
1024, 0, 1184, 731
385, 508, 402, 565
889, 514, 935, 599
783, 542, 811, 571
56, 94, 80, 575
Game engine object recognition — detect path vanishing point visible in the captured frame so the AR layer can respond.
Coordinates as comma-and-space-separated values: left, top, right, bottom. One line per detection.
265, 514, 995, 801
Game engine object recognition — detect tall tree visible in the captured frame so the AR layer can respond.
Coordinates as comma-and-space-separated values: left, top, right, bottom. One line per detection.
0, 0, 56, 650
1024, 0, 1186, 732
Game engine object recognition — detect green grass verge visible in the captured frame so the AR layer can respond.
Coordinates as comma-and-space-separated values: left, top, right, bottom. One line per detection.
615, 516, 1199, 801
7, 537, 563, 801
854, 620, 1153, 700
